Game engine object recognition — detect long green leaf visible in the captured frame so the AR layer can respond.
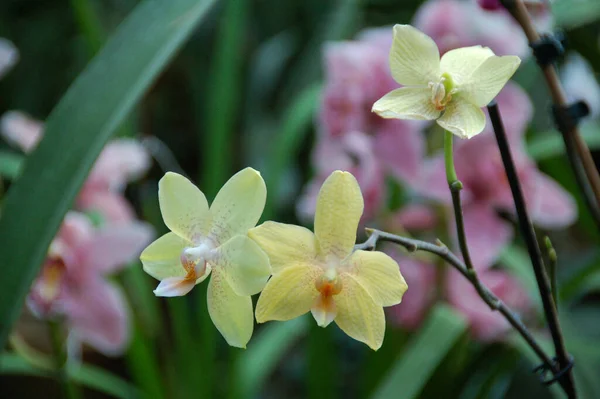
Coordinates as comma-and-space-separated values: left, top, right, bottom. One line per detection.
263, 83, 321, 219
0, 0, 217, 348
0, 353, 139, 398
202, 0, 248, 196
237, 317, 309, 398
372, 305, 468, 399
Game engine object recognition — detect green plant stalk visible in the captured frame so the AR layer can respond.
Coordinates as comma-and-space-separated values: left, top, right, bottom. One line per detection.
48, 320, 81, 399
0, 0, 217, 350
443, 131, 475, 272
70, 0, 105, 56
202, 0, 248, 197
195, 282, 217, 398
126, 327, 164, 399
308, 322, 336, 399
444, 131, 458, 184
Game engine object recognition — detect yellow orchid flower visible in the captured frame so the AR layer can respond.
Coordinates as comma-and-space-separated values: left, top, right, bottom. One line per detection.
140, 168, 271, 348
372, 24, 521, 139
249, 171, 407, 350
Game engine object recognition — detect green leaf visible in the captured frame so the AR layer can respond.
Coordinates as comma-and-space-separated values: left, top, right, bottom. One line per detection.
372, 305, 468, 399
0, 150, 25, 179
0, 353, 139, 398
237, 317, 309, 398
527, 122, 600, 161
0, 0, 217, 348
202, 0, 249, 196
553, 0, 600, 29
263, 83, 321, 219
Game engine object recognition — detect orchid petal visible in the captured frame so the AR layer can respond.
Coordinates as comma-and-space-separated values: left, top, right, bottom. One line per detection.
347, 250, 407, 306
389, 24, 440, 85
440, 46, 494, 86
372, 87, 440, 121
314, 171, 364, 259
153, 276, 198, 297
334, 274, 385, 350
311, 295, 337, 327
78, 222, 154, 274
140, 232, 190, 280
213, 234, 271, 296
255, 263, 321, 323
207, 270, 254, 348
159, 172, 211, 242
64, 279, 129, 356
437, 97, 486, 139
249, 221, 317, 273
209, 167, 266, 244
460, 55, 521, 107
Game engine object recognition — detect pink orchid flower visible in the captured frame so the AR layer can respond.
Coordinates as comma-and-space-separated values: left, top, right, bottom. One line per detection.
446, 268, 531, 341
28, 212, 153, 356
319, 28, 426, 185
297, 131, 385, 222
414, 0, 529, 57
0, 111, 150, 223
387, 250, 531, 341
385, 253, 437, 330
416, 86, 577, 268
0, 38, 19, 79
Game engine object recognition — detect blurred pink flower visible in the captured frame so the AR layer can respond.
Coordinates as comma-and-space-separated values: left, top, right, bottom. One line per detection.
417, 123, 577, 269
386, 253, 437, 330
28, 212, 153, 356
0, 111, 150, 223
0, 38, 19, 79
0, 111, 43, 152
297, 131, 385, 222
475, 0, 552, 31
414, 0, 529, 57
388, 203, 439, 232
319, 28, 426, 185
446, 268, 531, 341
388, 251, 531, 341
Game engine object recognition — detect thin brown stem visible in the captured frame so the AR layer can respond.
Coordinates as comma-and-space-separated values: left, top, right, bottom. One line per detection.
489, 102, 575, 398
355, 228, 556, 371
502, 0, 600, 231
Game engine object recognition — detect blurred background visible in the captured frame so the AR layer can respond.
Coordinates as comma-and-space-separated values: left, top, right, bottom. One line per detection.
1, 0, 600, 398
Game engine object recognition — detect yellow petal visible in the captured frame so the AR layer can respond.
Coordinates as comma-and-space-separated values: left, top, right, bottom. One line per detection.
140, 232, 189, 280
372, 87, 441, 121
255, 263, 321, 323
314, 171, 364, 260
311, 295, 336, 327
460, 55, 521, 107
209, 167, 266, 244
207, 269, 254, 348
249, 221, 317, 273
158, 172, 211, 242
437, 97, 486, 139
389, 24, 440, 85
213, 235, 271, 296
334, 274, 385, 350
346, 250, 408, 306
440, 46, 494, 86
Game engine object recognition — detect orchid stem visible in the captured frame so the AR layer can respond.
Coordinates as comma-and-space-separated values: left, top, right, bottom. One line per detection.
488, 102, 576, 398
501, 0, 600, 233
356, 229, 556, 377
444, 131, 475, 272
544, 236, 559, 310
48, 320, 81, 399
